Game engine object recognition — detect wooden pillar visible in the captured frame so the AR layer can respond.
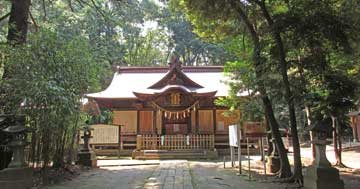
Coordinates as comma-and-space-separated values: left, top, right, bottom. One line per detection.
188, 112, 192, 134
153, 110, 156, 134
195, 109, 199, 133
213, 109, 216, 134
161, 111, 166, 135
136, 110, 140, 134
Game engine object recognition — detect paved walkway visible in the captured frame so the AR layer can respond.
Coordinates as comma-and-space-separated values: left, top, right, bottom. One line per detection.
144, 160, 192, 189
45, 160, 295, 189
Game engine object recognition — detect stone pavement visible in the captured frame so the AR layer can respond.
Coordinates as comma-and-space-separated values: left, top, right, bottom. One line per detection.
144, 160, 192, 189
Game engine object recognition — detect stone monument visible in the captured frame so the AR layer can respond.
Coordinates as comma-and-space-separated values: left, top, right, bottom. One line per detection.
0, 115, 33, 189
304, 121, 344, 189
77, 121, 97, 167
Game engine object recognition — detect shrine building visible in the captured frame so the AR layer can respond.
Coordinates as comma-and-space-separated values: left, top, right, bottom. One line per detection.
85, 57, 250, 159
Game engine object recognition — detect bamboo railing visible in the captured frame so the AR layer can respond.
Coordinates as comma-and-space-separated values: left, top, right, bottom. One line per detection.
136, 134, 215, 150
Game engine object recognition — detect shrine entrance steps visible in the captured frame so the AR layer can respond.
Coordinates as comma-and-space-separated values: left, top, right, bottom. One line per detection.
132, 149, 218, 160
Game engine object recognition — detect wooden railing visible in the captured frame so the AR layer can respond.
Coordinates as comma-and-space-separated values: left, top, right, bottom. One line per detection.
136, 134, 215, 150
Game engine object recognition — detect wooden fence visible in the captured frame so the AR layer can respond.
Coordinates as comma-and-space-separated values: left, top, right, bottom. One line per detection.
136, 134, 215, 150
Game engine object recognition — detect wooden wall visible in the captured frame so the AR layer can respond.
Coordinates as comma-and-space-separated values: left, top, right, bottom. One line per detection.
215, 110, 240, 133
139, 111, 154, 134
198, 110, 214, 134
113, 111, 137, 134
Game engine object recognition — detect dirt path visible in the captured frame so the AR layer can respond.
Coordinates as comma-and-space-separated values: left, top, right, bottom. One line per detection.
45, 164, 157, 189
44, 146, 360, 189
189, 161, 297, 189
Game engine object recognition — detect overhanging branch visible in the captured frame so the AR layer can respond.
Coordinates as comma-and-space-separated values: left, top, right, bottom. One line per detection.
0, 12, 10, 23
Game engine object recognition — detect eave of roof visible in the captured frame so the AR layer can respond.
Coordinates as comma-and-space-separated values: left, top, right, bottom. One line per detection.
86, 65, 251, 100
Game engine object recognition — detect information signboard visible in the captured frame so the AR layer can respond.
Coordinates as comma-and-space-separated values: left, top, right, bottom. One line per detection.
229, 125, 241, 147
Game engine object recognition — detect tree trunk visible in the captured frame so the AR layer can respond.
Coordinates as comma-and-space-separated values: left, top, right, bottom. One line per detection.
331, 116, 343, 166
7, 0, 31, 44
305, 105, 316, 161
67, 113, 80, 164
265, 114, 274, 156
231, 1, 292, 178
256, 1, 302, 183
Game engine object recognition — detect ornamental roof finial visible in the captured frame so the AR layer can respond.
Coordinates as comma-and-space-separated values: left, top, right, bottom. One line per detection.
169, 54, 182, 70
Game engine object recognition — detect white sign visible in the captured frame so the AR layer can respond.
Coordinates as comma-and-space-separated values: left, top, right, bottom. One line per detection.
229, 125, 241, 147
161, 135, 165, 145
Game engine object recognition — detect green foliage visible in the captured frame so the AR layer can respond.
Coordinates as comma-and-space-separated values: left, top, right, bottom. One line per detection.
0, 28, 101, 166
3, 28, 100, 111
181, 0, 360, 133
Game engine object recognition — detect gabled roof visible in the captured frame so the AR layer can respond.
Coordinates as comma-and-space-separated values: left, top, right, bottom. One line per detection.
148, 58, 203, 89
86, 60, 250, 100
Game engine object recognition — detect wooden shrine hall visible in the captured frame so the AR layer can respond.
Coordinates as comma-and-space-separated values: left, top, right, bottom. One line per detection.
86, 57, 250, 159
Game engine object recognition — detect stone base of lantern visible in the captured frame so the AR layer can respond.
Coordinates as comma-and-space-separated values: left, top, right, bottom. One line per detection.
304, 165, 344, 189
0, 167, 33, 189
77, 150, 97, 167
266, 155, 280, 173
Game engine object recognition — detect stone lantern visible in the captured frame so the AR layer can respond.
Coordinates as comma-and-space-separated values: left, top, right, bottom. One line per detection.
0, 115, 33, 189
304, 121, 344, 189
77, 122, 97, 167
2, 116, 32, 168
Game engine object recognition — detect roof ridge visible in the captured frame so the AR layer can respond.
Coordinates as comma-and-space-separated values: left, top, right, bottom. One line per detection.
114, 66, 224, 73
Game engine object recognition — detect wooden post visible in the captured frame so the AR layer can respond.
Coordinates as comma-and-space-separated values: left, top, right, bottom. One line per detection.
213, 109, 216, 134
161, 111, 166, 135
259, 138, 264, 161
195, 109, 199, 133
137, 110, 140, 134
238, 125, 242, 174
153, 110, 156, 134
261, 137, 267, 177
230, 146, 234, 167
223, 156, 226, 168
247, 137, 251, 180
136, 135, 142, 150
117, 125, 123, 158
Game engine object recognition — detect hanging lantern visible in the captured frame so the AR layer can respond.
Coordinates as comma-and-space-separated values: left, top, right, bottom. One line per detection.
183, 111, 186, 118
176, 112, 179, 119
165, 112, 167, 118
